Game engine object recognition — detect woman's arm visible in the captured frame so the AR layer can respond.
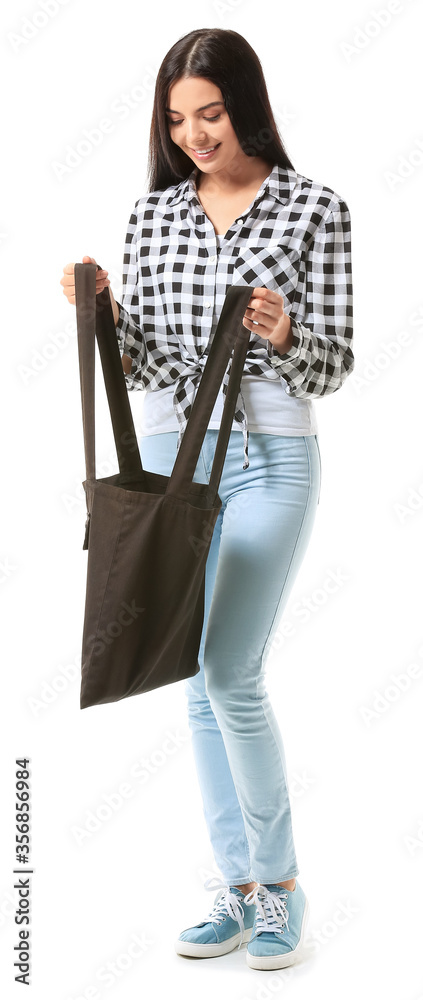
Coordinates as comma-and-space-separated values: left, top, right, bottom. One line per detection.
107, 286, 136, 373
268, 198, 354, 396
113, 200, 147, 384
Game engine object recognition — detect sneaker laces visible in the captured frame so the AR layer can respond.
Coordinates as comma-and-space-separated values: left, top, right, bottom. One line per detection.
202, 877, 247, 949
243, 884, 289, 936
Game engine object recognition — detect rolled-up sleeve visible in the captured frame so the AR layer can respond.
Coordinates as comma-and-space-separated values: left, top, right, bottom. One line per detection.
267, 198, 354, 396
115, 201, 146, 389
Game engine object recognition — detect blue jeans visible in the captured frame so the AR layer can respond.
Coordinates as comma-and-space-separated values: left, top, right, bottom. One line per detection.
138, 429, 321, 885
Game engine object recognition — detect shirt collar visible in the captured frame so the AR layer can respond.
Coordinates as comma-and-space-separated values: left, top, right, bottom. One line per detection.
166, 161, 295, 210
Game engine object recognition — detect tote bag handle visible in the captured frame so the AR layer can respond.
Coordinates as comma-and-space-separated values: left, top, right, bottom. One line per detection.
167, 284, 253, 503
75, 262, 253, 505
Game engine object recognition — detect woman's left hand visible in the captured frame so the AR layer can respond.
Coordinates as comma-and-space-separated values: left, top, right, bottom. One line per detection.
243, 286, 293, 353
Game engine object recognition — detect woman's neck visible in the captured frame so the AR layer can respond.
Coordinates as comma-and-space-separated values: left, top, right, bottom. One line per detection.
195, 157, 274, 198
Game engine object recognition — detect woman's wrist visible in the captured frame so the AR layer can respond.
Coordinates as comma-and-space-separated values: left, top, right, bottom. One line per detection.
109, 288, 120, 327
268, 315, 293, 356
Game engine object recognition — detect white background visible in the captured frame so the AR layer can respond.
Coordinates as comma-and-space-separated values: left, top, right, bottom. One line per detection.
1, 0, 423, 997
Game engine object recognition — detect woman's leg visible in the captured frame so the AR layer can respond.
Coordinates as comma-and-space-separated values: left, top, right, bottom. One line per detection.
198, 430, 321, 885
138, 431, 252, 885
184, 505, 253, 885
138, 428, 321, 885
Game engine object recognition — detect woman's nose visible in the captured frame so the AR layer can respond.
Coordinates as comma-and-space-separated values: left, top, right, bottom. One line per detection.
186, 124, 207, 146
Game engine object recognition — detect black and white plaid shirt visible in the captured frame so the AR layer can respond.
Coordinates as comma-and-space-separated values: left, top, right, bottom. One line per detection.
115, 161, 354, 470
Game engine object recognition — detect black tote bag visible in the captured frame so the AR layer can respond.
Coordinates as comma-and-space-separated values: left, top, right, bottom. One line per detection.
74, 262, 254, 710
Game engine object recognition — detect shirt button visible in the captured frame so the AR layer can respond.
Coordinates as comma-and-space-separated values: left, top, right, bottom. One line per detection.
205, 302, 212, 309
236, 218, 243, 225
209, 255, 217, 264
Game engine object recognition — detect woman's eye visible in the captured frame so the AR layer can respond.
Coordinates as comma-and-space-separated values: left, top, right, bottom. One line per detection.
168, 114, 221, 126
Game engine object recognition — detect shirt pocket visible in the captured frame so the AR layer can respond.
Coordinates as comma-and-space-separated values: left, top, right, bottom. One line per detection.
233, 243, 301, 300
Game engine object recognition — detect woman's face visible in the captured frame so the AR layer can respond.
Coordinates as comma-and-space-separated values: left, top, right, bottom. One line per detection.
166, 76, 244, 175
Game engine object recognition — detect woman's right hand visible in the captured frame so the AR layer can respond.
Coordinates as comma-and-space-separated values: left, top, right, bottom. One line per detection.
60, 256, 110, 305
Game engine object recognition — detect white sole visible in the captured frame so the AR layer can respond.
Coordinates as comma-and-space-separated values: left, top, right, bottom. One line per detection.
246, 897, 310, 970
175, 923, 253, 958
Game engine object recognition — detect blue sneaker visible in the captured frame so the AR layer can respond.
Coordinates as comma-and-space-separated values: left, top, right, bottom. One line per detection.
175, 877, 256, 958
243, 881, 309, 970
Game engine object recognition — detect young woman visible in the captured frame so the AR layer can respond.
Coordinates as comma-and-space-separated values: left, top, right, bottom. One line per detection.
61, 27, 354, 972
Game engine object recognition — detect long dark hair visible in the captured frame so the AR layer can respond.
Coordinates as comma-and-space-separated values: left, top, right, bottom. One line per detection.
147, 28, 295, 192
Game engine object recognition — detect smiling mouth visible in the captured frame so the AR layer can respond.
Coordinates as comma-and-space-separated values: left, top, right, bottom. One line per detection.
190, 143, 221, 154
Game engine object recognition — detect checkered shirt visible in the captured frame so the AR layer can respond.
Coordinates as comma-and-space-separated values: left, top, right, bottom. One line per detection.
115, 161, 354, 470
